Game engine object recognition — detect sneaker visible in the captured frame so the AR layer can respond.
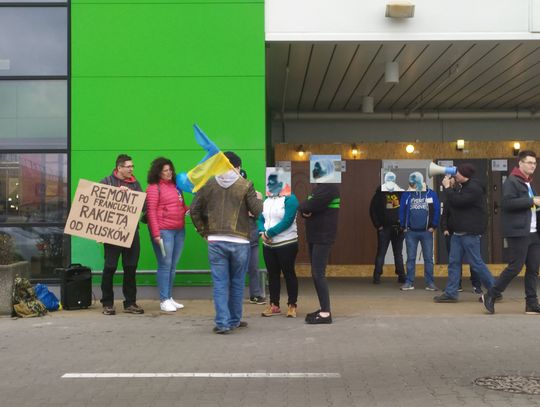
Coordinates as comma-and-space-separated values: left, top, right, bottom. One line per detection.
102, 305, 116, 315
305, 309, 321, 321
212, 327, 230, 335
262, 303, 281, 317
425, 284, 438, 291
231, 321, 248, 330
249, 296, 266, 305
458, 285, 464, 292
286, 304, 297, 318
400, 282, 414, 291
372, 273, 381, 284
305, 312, 332, 324
397, 274, 406, 284
169, 298, 184, 309
123, 304, 144, 314
433, 293, 458, 303
160, 299, 176, 312
525, 304, 540, 315
481, 293, 495, 314
473, 286, 483, 295
478, 293, 503, 302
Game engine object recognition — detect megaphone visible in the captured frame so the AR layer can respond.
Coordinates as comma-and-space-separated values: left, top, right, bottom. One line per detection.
428, 162, 457, 178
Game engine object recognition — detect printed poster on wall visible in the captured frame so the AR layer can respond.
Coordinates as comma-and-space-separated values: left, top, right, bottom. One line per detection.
64, 179, 146, 248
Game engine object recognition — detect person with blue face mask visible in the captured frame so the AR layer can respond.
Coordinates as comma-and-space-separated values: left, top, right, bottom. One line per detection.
258, 172, 299, 318
399, 171, 440, 291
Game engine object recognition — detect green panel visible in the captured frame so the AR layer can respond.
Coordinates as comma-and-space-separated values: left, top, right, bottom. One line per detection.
71, 77, 265, 151
74, 0, 262, 3
71, 3, 264, 77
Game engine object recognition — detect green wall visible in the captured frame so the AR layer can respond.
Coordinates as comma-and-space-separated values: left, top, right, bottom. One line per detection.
71, 0, 265, 284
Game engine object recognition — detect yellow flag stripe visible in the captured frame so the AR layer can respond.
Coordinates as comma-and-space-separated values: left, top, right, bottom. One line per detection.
188, 152, 234, 192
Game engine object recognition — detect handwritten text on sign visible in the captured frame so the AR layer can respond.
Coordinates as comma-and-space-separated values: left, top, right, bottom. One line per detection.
64, 179, 146, 248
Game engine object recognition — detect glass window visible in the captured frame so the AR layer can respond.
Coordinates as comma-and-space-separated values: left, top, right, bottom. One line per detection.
0, 153, 68, 224
0, 7, 67, 76
0, 227, 68, 279
0, 80, 67, 149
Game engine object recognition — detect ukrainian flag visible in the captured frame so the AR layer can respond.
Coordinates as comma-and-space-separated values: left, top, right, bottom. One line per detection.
176, 125, 234, 193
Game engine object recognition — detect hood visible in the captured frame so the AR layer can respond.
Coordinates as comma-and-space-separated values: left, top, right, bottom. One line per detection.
215, 169, 240, 188
112, 170, 137, 184
511, 167, 532, 183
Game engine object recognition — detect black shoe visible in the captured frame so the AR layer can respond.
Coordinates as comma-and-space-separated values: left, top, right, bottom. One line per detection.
212, 327, 230, 334
525, 304, 540, 315
473, 286, 483, 295
482, 293, 495, 314
305, 309, 321, 322
232, 321, 248, 329
305, 312, 332, 324
478, 293, 503, 302
249, 296, 266, 305
397, 275, 406, 284
372, 277, 381, 285
433, 293, 458, 303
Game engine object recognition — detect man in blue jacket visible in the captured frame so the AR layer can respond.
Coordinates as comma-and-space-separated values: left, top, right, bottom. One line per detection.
399, 172, 440, 291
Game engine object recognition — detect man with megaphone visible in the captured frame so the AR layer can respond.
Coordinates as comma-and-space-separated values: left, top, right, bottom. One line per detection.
433, 163, 495, 303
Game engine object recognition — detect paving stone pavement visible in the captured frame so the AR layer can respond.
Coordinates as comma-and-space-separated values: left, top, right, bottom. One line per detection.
2, 277, 540, 407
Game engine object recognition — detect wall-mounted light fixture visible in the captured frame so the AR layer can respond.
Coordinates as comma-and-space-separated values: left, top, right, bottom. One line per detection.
456, 139, 465, 151
351, 143, 358, 158
385, 62, 399, 83
362, 96, 374, 113
296, 145, 305, 158
513, 142, 521, 156
386, 1, 415, 18
405, 144, 415, 154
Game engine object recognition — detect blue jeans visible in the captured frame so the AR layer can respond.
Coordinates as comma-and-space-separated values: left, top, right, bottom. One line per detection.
208, 241, 250, 330
151, 229, 185, 301
445, 234, 494, 299
405, 230, 434, 286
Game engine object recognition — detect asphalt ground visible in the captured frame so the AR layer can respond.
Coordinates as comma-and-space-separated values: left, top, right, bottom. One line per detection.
2, 277, 540, 407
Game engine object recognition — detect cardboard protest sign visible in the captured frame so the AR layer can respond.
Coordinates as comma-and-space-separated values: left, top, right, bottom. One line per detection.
64, 179, 146, 248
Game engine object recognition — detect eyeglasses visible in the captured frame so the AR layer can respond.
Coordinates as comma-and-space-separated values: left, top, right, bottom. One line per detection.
521, 161, 537, 166
121, 165, 134, 169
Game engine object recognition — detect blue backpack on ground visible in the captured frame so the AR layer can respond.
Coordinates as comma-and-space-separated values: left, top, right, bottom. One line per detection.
34, 284, 60, 311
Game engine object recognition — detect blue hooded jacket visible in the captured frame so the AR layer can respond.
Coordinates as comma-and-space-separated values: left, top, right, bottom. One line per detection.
399, 189, 440, 231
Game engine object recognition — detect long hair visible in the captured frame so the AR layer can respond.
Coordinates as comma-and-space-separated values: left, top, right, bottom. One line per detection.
147, 157, 176, 184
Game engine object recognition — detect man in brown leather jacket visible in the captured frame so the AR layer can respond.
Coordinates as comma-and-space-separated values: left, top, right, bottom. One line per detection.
190, 151, 263, 334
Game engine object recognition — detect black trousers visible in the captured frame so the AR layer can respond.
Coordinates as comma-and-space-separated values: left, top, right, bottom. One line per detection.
101, 229, 140, 308
263, 242, 298, 306
308, 243, 332, 313
490, 233, 540, 305
373, 226, 405, 277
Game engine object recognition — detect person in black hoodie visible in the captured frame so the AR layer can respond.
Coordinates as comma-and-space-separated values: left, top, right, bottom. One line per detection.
99, 154, 145, 315
369, 184, 405, 284
434, 163, 494, 303
299, 177, 340, 325
483, 151, 540, 314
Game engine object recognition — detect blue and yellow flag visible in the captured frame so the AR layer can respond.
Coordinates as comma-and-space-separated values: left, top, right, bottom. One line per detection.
176, 125, 234, 193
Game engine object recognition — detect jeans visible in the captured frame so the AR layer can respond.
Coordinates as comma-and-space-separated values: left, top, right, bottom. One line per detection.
405, 230, 434, 286
445, 234, 494, 298
247, 243, 263, 298
490, 233, 540, 305
208, 241, 250, 330
373, 226, 405, 277
151, 229, 185, 301
444, 234, 481, 288
101, 229, 140, 308
263, 242, 299, 306
308, 243, 332, 313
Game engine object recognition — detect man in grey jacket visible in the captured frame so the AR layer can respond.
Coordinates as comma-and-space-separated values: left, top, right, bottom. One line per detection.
190, 152, 263, 334
483, 150, 540, 314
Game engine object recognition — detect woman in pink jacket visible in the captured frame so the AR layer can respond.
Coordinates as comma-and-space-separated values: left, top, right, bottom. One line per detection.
146, 157, 188, 312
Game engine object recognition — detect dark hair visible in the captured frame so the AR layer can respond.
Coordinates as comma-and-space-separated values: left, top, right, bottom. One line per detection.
518, 150, 536, 161
116, 154, 132, 169
224, 151, 242, 168
147, 157, 176, 184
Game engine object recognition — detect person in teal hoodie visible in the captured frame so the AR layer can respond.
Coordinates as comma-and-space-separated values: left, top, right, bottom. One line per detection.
399, 172, 440, 291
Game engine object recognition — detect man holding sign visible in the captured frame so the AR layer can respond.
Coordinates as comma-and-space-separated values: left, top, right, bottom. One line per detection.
99, 154, 145, 315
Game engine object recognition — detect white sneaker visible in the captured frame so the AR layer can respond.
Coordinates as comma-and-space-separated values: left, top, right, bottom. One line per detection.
169, 298, 184, 309
160, 299, 176, 312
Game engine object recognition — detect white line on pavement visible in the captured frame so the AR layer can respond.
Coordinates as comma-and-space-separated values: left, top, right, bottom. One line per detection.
62, 373, 341, 379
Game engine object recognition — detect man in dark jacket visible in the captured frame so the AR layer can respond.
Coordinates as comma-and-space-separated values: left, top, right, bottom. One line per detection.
299, 181, 340, 324
369, 187, 405, 284
434, 163, 494, 302
483, 151, 540, 314
100, 154, 145, 315
190, 152, 263, 333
